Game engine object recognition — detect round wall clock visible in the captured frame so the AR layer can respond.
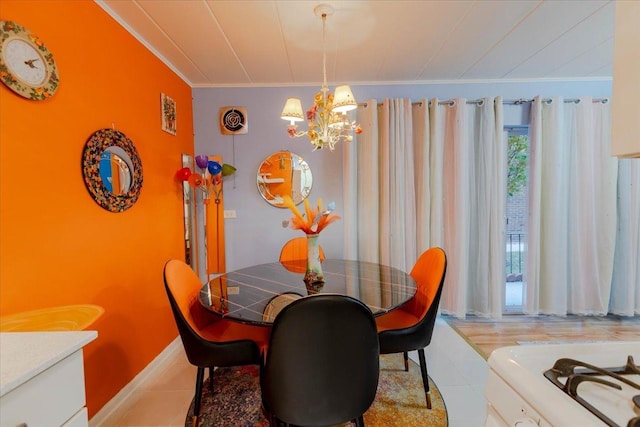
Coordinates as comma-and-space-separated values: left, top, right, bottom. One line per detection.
0, 20, 59, 100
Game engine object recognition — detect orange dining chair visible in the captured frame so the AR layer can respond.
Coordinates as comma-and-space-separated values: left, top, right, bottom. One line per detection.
279, 236, 326, 262
0, 304, 104, 332
375, 247, 447, 409
163, 259, 270, 427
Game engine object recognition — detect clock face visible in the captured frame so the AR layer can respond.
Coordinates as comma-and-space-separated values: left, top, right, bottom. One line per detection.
0, 20, 59, 100
4, 38, 47, 85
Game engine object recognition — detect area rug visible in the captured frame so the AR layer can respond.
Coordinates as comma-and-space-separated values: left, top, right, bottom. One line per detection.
185, 354, 448, 427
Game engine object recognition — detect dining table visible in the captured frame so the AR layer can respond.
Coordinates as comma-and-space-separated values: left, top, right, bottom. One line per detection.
198, 259, 417, 326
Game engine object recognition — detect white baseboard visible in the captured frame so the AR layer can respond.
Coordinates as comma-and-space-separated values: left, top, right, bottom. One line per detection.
88, 336, 182, 427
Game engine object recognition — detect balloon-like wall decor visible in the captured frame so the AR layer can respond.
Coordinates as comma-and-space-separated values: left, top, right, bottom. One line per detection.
176, 155, 236, 203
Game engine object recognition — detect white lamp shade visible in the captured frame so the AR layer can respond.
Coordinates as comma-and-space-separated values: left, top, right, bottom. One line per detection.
281, 98, 304, 122
332, 85, 357, 113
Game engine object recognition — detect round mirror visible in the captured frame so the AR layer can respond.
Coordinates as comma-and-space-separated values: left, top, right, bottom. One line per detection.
257, 151, 312, 207
82, 128, 143, 212
100, 147, 133, 194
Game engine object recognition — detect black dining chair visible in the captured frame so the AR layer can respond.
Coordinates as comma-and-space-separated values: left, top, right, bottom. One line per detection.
375, 247, 447, 409
261, 294, 380, 427
163, 259, 270, 427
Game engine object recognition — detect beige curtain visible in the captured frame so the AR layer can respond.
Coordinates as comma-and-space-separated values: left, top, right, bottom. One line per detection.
344, 97, 506, 318
610, 159, 640, 315
525, 97, 623, 316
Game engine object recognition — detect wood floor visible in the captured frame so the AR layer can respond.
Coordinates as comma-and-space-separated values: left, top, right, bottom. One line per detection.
443, 314, 640, 360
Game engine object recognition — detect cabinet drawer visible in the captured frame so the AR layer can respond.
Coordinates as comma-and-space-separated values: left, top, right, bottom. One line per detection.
63, 407, 88, 427
0, 350, 86, 427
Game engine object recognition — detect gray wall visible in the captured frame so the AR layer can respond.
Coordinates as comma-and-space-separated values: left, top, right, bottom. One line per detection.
193, 79, 611, 271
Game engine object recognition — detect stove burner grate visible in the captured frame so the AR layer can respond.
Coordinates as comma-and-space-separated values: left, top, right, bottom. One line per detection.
544, 355, 640, 427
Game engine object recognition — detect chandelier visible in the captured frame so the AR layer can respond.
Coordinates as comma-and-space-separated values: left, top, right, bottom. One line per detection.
280, 4, 361, 151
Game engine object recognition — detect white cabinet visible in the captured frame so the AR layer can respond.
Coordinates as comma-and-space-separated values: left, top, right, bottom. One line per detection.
611, 0, 640, 158
64, 408, 89, 427
0, 332, 97, 427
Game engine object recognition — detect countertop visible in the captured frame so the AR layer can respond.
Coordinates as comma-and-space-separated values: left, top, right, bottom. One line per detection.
0, 331, 97, 397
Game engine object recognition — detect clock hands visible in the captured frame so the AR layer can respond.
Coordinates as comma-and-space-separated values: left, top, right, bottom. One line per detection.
24, 58, 40, 68
0, 20, 59, 100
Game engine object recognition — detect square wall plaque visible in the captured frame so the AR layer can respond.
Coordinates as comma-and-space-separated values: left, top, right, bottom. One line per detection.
161, 93, 177, 135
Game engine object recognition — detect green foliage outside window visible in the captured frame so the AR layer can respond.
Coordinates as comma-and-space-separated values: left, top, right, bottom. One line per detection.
507, 135, 528, 197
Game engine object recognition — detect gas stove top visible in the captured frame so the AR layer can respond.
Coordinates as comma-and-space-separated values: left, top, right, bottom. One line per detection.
485, 341, 640, 427
544, 354, 639, 426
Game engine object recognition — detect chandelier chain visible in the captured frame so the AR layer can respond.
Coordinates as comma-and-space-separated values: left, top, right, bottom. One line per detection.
321, 13, 328, 92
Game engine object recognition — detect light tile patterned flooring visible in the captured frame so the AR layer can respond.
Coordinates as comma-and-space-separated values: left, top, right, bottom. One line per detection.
92, 317, 489, 427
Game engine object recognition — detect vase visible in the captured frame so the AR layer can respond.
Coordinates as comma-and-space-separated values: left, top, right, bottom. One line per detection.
304, 233, 324, 293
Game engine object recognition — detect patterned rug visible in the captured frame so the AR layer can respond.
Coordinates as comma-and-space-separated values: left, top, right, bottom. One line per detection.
185, 354, 448, 426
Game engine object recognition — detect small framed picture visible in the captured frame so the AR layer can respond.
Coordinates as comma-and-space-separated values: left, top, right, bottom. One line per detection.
161, 93, 177, 135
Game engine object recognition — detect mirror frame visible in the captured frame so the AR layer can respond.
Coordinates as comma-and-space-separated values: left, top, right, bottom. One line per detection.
82, 128, 143, 212
257, 151, 312, 208
180, 153, 201, 277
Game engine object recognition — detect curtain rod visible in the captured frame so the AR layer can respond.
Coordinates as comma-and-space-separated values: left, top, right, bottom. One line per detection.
360, 98, 609, 107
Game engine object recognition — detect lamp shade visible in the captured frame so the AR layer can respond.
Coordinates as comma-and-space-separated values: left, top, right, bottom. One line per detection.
281, 98, 304, 122
221, 163, 237, 177
332, 85, 357, 113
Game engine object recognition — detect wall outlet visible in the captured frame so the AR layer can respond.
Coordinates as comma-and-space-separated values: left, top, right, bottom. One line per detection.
224, 210, 237, 218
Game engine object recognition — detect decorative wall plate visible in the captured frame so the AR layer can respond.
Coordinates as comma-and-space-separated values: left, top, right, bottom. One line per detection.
0, 20, 59, 100
82, 128, 143, 213
219, 106, 248, 135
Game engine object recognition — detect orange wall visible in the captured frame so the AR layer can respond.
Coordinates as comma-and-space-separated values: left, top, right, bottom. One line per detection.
0, 0, 192, 416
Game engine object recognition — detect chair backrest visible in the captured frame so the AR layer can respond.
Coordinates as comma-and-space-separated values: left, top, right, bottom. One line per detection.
163, 259, 259, 367
406, 247, 447, 317
262, 294, 380, 427
279, 236, 326, 262
262, 291, 303, 323
164, 259, 216, 333
404, 247, 447, 345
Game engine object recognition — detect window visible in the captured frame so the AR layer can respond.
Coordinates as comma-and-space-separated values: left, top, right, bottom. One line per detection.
504, 126, 529, 313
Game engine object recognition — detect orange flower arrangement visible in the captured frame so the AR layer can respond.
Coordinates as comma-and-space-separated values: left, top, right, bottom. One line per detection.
282, 195, 340, 235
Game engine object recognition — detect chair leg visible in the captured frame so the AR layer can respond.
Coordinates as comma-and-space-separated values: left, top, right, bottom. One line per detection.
193, 367, 205, 422
208, 366, 214, 391
403, 351, 409, 371
417, 349, 432, 409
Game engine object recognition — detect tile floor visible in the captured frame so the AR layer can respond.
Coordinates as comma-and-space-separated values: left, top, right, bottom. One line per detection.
92, 316, 488, 427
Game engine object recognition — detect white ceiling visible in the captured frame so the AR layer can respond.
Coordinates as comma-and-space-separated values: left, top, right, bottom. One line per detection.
96, 0, 614, 87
